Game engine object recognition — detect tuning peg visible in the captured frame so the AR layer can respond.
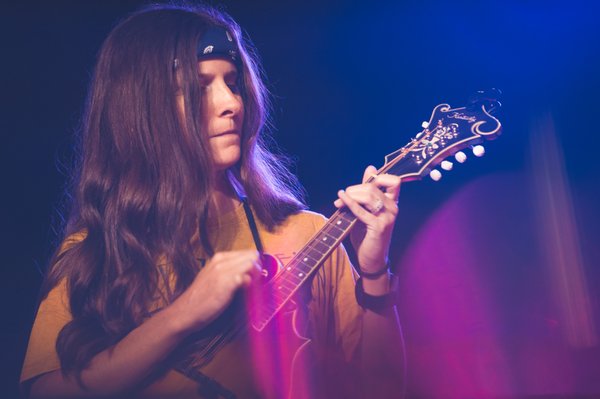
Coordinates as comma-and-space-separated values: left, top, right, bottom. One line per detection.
472, 145, 485, 157
429, 169, 442, 181
455, 151, 467, 163
421, 121, 430, 129
441, 160, 453, 171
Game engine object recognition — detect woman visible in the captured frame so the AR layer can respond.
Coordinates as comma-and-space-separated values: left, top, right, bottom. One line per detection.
21, 4, 403, 398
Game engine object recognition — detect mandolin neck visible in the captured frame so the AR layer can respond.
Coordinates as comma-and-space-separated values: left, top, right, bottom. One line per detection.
250, 207, 358, 331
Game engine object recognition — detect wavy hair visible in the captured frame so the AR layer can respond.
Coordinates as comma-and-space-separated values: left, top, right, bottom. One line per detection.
42, 3, 305, 380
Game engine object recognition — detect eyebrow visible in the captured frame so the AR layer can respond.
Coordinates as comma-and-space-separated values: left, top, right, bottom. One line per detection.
198, 69, 238, 81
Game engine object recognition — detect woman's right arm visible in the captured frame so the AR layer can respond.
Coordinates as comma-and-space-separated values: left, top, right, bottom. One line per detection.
29, 250, 260, 398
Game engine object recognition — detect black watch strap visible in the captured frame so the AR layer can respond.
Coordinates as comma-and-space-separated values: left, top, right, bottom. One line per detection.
355, 274, 398, 314
358, 266, 389, 279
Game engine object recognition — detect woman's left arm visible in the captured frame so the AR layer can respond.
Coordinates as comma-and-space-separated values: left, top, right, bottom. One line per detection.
334, 165, 405, 397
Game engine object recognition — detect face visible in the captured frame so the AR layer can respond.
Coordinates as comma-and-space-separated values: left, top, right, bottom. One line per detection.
179, 58, 244, 171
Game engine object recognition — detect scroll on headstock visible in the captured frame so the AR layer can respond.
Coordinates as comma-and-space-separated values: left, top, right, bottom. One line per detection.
380, 89, 502, 181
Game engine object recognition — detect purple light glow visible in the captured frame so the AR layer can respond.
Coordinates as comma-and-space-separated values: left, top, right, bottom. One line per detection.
396, 166, 599, 398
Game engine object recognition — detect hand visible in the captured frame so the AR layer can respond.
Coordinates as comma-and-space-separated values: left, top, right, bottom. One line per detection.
333, 165, 401, 273
168, 250, 262, 335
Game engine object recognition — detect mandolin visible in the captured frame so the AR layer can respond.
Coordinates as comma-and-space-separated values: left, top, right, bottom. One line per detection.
177, 91, 502, 398
250, 91, 502, 332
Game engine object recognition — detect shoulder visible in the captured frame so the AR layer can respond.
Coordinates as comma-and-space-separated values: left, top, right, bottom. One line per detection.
40, 230, 88, 299
279, 210, 327, 232
59, 230, 87, 253
259, 210, 328, 257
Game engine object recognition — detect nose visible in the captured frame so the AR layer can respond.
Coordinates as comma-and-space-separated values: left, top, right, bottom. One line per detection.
214, 81, 242, 118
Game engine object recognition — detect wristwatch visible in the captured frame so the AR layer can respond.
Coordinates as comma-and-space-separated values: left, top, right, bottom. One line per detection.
355, 273, 399, 313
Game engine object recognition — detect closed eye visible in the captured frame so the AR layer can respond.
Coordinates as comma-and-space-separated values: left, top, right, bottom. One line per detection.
225, 71, 241, 93
227, 81, 241, 94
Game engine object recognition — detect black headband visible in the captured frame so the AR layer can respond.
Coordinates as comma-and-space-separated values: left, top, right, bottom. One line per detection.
197, 25, 240, 65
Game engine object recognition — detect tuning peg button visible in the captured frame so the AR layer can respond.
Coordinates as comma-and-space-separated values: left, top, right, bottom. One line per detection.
455, 151, 467, 163
441, 160, 453, 171
421, 121, 430, 129
430, 169, 442, 181
472, 145, 485, 157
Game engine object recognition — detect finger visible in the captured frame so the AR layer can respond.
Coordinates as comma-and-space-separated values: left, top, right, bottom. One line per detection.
228, 255, 262, 288
336, 184, 397, 215
334, 185, 372, 208
370, 174, 401, 202
340, 187, 381, 206
209, 250, 259, 273
239, 253, 264, 280
249, 257, 264, 279
344, 183, 394, 206
362, 165, 379, 184
239, 273, 253, 287
212, 250, 259, 262
337, 189, 376, 225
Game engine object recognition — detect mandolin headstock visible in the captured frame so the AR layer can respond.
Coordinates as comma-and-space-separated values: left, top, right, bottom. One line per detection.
381, 90, 502, 181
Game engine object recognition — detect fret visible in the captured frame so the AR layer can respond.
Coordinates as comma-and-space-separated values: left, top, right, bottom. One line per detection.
255, 296, 276, 316
274, 275, 293, 290
339, 210, 356, 224
272, 291, 289, 307
304, 247, 323, 261
276, 276, 296, 290
324, 219, 344, 234
290, 259, 313, 274
299, 253, 319, 271
282, 273, 301, 286
264, 299, 278, 314
317, 231, 336, 244
326, 223, 345, 236
334, 215, 352, 229
310, 240, 329, 255
297, 250, 319, 265
276, 277, 303, 295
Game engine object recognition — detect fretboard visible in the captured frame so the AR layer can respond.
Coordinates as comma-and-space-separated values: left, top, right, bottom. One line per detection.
250, 207, 358, 331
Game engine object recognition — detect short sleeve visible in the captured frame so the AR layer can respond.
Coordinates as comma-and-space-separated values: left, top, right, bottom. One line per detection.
20, 233, 84, 386
20, 278, 72, 384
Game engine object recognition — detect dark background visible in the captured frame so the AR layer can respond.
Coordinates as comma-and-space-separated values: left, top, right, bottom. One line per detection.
2, 0, 600, 397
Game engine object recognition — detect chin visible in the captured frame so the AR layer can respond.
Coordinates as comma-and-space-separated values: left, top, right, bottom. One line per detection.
213, 148, 241, 171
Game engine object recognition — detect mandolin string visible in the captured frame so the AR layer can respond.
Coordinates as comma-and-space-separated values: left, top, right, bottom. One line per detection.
255, 137, 421, 326
192, 131, 424, 360
185, 110, 498, 373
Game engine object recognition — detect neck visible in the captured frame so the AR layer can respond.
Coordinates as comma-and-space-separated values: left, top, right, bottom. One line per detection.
210, 170, 240, 216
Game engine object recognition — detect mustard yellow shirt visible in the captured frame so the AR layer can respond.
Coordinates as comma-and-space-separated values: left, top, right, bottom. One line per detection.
21, 206, 364, 398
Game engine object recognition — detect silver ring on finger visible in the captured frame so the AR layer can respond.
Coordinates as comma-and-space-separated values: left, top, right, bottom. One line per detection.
371, 198, 384, 214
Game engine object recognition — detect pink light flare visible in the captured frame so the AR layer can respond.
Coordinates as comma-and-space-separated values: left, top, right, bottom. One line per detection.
529, 112, 597, 349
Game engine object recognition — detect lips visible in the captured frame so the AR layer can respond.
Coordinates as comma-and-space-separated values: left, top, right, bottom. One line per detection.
211, 129, 239, 138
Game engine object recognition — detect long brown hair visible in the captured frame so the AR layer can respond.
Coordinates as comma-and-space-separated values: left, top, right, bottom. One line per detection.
42, 3, 305, 379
